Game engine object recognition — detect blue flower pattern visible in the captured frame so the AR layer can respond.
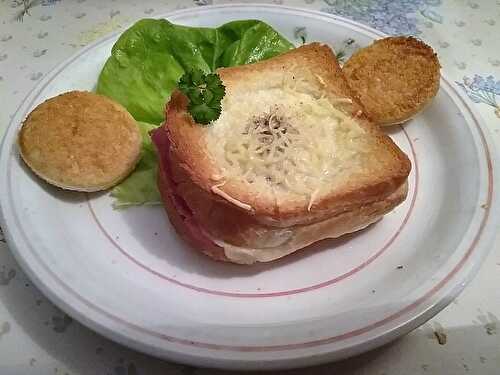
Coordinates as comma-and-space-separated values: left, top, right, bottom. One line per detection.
457, 75, 500, 117
321, 0, 443, 35
41, 0, 61, 5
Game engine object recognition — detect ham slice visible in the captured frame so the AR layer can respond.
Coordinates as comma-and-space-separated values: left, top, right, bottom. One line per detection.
151, 123, 226, 261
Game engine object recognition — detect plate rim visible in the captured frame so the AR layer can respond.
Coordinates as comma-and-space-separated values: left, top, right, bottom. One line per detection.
1, 3, 499, 369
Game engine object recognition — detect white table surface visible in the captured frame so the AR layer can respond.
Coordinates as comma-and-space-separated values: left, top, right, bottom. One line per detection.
1, 0, 499, 374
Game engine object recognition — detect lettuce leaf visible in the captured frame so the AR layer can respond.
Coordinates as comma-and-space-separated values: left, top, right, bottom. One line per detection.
110, 122, 161, 208
97, 19, 293, 207
97, 19, 293, 124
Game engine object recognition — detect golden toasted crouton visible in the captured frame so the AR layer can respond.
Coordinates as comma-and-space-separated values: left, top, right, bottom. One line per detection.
18, 91, 141, 192
343, 36, 440, 126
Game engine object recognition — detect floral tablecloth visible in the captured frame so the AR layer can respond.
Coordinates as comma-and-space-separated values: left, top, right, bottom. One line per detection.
0, 1, 499, 374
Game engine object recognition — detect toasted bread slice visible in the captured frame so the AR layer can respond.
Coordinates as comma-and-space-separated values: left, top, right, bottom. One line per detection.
343, 37, 440, 126
165, 43, 410, 228
158, 142, 407, 264
154, 114, 408, 264
18, 91, 141, 192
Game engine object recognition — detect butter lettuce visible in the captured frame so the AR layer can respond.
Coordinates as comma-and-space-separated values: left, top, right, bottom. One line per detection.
97, 18, 293, 124
97, 18, 293, 207
110, 122, 161, 208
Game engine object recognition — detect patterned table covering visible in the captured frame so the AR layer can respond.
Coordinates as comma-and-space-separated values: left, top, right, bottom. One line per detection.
0, 1, 499, 374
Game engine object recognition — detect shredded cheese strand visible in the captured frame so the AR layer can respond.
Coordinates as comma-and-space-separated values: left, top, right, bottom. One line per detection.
211, 182, 253, 211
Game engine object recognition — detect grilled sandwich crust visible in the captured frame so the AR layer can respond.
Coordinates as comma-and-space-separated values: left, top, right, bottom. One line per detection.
343, 36, 440, 126
158, 134, 408, 263
165, 43, 411, 227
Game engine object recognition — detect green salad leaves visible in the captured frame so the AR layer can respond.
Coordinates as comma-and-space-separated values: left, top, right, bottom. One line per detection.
97, 18, 293, 124
110, 122, 161, 208
96, 18, 293, 207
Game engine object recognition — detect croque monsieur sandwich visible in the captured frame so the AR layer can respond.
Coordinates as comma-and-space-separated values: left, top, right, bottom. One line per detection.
152, 43, 411, 264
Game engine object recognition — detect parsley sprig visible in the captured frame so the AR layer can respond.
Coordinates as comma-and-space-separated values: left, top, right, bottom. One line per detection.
177, 69, 226, 125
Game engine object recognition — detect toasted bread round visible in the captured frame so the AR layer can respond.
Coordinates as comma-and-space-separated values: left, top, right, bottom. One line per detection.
18, 91, 141, 192
343, 36, 440, 126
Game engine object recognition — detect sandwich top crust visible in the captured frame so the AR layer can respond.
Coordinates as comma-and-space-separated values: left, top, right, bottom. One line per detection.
165, 43, 411, 227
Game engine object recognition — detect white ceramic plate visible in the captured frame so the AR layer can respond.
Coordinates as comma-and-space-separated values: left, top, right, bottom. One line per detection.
1, 5, 499, 370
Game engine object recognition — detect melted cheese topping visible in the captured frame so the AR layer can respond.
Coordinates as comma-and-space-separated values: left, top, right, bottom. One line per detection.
205, 73, 367, 205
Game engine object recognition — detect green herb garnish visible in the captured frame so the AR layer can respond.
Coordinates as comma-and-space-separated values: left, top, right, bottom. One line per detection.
178, 69, 226, 125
